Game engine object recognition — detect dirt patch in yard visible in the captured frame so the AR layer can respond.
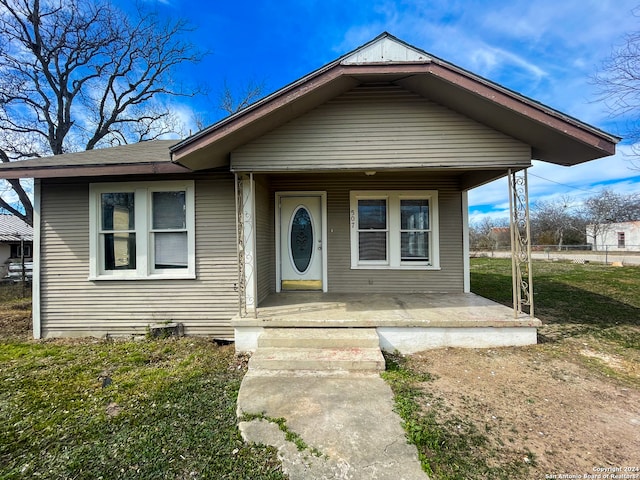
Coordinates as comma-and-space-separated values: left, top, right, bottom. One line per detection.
0, 298, 32, 338
405, 338, 640, 479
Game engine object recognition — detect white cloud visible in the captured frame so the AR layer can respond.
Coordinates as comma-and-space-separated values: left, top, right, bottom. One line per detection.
469, 46, 547, 80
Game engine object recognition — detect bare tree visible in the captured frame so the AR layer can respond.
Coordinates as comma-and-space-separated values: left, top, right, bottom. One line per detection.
218, 79, 266, 115
593, 22, 640, 155
530, 197, 585, 249
0, 0, 204, 224
581, 189, 640, 248
469, 217, 509, 252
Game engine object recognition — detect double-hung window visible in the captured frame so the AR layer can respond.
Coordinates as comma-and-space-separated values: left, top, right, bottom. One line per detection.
357, 199, 388, 264
90, 181, 195, 279
350, 191, 439, 269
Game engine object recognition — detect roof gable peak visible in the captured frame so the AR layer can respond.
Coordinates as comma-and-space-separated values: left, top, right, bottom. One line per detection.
341, 33, 431, 65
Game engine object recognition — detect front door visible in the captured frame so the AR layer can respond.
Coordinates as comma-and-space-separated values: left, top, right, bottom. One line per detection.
279, 195, 323, 290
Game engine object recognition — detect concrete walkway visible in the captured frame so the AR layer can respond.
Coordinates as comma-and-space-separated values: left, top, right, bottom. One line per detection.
237, 370, 428, 480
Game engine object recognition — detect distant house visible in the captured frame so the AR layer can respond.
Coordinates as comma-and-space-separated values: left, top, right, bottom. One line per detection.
0, 33, 619, 350
489, 227, 511, 249
0, 214, 33, 279
587, 221, 640, 251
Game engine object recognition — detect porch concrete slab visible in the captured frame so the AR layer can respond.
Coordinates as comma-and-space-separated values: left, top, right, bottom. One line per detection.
232, 292, 540, 328
237, 371, 428, 480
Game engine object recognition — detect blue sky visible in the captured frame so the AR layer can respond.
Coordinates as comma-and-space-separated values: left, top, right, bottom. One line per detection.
127, 0, 640, 221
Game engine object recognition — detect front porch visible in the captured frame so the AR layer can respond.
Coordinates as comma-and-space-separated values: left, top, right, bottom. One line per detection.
232, 292, 541, 354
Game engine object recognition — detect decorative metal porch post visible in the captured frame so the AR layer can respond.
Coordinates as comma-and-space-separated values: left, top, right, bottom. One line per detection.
508, 168, 534, 318
235, 173, 257, 318
235, 173, 246, 317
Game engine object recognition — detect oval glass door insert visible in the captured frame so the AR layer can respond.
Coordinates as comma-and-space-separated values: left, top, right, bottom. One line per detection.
290, 206, 313, 273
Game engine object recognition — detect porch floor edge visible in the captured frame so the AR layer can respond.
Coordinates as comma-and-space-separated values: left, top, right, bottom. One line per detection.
231, 292, 541, 329
231, 316, 541, 328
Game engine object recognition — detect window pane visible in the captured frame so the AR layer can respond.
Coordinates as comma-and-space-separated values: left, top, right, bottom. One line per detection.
155, 232, 188, 268
153, 191, 186, 229
359, 231, 387, 261
104, 233, 136, 270
401, 199, 429, 230
358, 199, 386, 230
401, 232, 429, 260
290, 207, 313, 273
102, 193, 135, 230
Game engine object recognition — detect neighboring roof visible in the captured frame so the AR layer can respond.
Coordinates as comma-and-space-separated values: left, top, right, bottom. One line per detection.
171, 32, 619, 170
0, 140, 188, 179
587, 220, 640, 228
0, 214, 33, 242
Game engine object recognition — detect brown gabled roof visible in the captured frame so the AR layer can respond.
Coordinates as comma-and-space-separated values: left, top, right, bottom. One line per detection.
170, 32, 619, 171
0, 140, 187, 179
0, 33, 620, 179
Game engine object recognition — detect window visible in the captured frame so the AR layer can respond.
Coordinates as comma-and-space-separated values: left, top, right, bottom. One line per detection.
90, 181, 195, 279
357, 199, 388, 263
401, 199, 430, 262
10, 243, 32, 258
350, 191, 439, 269
618, 232, 626, 248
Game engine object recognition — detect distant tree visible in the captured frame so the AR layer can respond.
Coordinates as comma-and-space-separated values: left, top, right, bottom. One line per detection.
469, 217, 509, 251
593, 22, 640, 156
0, 0, 204, 224
530, 197, 586, 249
218, 79, 266, 115
189, 79, 268, 133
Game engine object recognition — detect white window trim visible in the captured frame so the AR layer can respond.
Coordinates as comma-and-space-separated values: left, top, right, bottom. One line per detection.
349, 190, 440, 270
89, 180, 195, 280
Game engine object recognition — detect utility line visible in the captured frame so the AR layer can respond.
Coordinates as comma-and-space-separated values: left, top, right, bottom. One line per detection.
528, 172, 595, 193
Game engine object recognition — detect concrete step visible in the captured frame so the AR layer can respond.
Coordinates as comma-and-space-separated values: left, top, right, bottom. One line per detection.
248, 346, 386, 372
258, 327, 380, 349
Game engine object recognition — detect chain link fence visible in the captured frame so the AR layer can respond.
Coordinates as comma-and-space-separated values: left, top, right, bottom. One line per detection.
470, 244, 640, 265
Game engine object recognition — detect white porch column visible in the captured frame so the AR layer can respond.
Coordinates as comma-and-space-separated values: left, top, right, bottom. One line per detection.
32, 179, 41, 339
237, 174, 257, 316
462, 190, 470, 293
508, 168, 534, 318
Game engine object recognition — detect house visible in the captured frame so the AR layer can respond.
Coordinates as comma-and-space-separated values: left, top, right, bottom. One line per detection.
0, 214, 33, 279
0, 33, 618, 352
587, 221, 640, 252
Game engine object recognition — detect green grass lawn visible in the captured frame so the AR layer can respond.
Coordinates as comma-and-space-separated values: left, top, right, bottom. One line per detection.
0, 337, 285, 479
384, 257, 640, 480
2, 259, 638, 479
471, 257, 640, 349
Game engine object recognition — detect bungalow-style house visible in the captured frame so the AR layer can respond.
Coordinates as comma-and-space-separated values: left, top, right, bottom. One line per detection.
0, 33, 618, 353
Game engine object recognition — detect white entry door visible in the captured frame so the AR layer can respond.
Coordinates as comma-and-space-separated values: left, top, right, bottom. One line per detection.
279, 195, 323, 290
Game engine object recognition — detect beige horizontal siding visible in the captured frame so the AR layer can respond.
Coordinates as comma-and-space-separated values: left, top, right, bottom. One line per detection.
39, 175, 239, 339
232, 84, 530, 171
264, 172, 464, 295
255, 178, 275, 303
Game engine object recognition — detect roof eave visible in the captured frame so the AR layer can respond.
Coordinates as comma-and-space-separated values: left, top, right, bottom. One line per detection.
424, 60, 620, 160
170, 33, 618, 170
0, 162, 191, 179
172, 63, 619, 170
